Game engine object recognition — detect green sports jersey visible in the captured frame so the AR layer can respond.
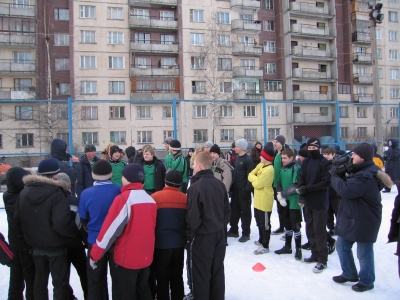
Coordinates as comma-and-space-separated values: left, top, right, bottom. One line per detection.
110, 160, 127, 186
273, 152, 282, 187
277, 163, 301, 210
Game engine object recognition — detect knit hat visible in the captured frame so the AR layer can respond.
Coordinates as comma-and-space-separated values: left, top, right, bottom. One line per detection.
164, 137, 173, 145
210, 144, 221, 156
5, 167, 30, 193
169, 139, 181, 151
38, 158, 60, 176
57, 173, 71, 189
260, 146, 275, 162
109, 145, 123, 156
204, 141, 214, 148
92, 159, 113, 180
353, 143, 373, 161
235, 138, 248, 151
274, 135, 286, 146
298, 148, 309, 158
231, 142, 236, 149
122, 163, 144, 183
84, 144, 96, 153
188, 148, 195, 153
307, 137, 321, 149
165, 170, 183, 188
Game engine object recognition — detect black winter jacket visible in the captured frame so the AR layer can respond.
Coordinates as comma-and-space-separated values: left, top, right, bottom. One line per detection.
138, 156, 166, 192
385, 139, 400, 183
50, 138, 77, 192
74, 154, 100, 197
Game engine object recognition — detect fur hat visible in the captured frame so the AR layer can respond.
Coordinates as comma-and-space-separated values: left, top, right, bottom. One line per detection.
307, 138, 321, 149
38, 158, 60, 176
210, 144, 221, 156
235, 138, 248, 151
353, 143, 373, 161
164, 137, 173, 145
169, 140, 181, 151
165, 170, 183, 188
274, 135, 286, 146
109, 145, 123, 156
260, 146, 275, 162
204, 141, 214, 148
84, 144, 96, 153
122, 163, 144, 183
57, 173, 71, 189
92, 160, 113, 181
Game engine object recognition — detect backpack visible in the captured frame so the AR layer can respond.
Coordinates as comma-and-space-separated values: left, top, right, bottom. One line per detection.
214, 161, 235, 190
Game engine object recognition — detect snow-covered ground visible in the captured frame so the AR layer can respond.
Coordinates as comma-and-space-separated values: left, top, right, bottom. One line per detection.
0, 190, 399, 300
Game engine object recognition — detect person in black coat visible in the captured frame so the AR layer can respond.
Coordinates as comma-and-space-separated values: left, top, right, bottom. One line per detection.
383, 139, 400, 194
137, 145, 166, 194
3, 167, 35, 300
388, 194, 400, 279
125, 146, 136, 164
250, 141, 262, 165
74, 144, 100, 197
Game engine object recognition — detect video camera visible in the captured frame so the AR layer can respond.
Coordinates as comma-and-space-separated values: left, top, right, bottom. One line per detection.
331, 152, 353, 178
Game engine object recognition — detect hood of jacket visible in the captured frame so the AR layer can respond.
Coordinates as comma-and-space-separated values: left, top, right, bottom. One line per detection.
391, 139, 399, 149
5, 167, 30, 194
22, 174, 68, 205
125, 146, 136, 159
50, 138, 71, 161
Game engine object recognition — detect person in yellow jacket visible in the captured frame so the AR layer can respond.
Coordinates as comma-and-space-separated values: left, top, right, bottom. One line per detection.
248, 146, 275, 254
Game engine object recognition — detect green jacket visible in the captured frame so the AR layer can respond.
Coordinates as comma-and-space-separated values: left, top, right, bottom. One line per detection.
276, 161, 301, 210
168, 152, 188, 184
109, 160, 127, 186
273, 152, 282, 188
165, 153, 173, 170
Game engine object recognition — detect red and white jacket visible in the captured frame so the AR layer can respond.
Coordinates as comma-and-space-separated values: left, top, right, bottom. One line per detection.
90, 182, 156, 269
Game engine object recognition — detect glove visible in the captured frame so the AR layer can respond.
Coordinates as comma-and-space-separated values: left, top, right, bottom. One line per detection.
278, 198, 287, 207
89, 258, 97, 270
329, 167, 339, 177
296, 186, 307, 195
277, 192, 283, 201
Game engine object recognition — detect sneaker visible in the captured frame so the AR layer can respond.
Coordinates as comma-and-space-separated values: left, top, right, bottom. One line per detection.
280, 235, 285, 241
238, 235, 250, 243
328, 240, 336, 255
301, 242, 311, 250
295, 248, 302, 260
254, 246, 269, 255
312, 262, 327, 273
183, 293, 194, 300
352, 283, 374, 292
254, 240, 261, 246
303, 256, 318, 263
271, 228, 284, 235
274, 246, 292, 255
332, 275, 359, 284
227, 231, 239, 238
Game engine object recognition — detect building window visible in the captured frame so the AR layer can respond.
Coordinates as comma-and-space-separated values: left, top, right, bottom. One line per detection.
390, 107, 399, 118
194, 129, 208, 142
137, 106, 151, 119
56, 133, 69, 142
265, 63, 277, 74
137, 131, 152, 143
264, 20, 275, 31
339, 106, 348, 118
55, 107, 68, 120
239, 36, 254, 45
390, 69, 399, 80
218, 58, 232, 71
241, 59, 255, 69
376, 29, 381, 39
377, 48, 382, 59
267, 106, 279, 117
216, 12, 230, 24
54, 33, 69, 46
357, 127, 367, 138
110, 131, 126, 144
378, 68, 383, 78
55, 58, 70, 71
108, 7, 123, 20
391, 127, 399, 137
191, 57, 205, 69
265, 81, 282, 92
160, 11, 174, 20
244, 129, 257, 140
161, 58, 176, 68
109, 81, 125, 94
340, 127, 348, 138
54, 8, 69, 21
357, 107, 367, 118
380, 87, 383, 98
16, 133, 33, 148
264, 41, 276, 53
134, 33, 150, 44
81, 106, 98, 119
12, 0, 29, 8
108, 32, 124, 44
12, 51, 30, 64
219, 82, 232, 93
15, 106, 33, 120
109, 106, 125, 119
192, 81, 206, 94
240, 14, 253, 23
390, 50, 398, 60
220, 129, 234, 141
80, 31, 96, 44
80, 5, 95, 18
265, 0, 274, 10
389, 31, 398, 41
56, 83, 70, 95
162, 106, 173, 119
136, 79, 176, 93
161, 34, 175, 44
133, 9, 150, 18
244, 105, 256, 117
108, 57, 124, 69
268, 128, 280, 140
391, 88, 400, 98
82, 132, 98, 145
320, 107, 328, 116
14, 78, 32, 91
163, 131, 174, 140
217, 35, 231, 46
190, 33, 205, 46
190, 10, 204, 22
220, 105, 233, 118
81, 81, 97, 94
389, 11, 398, 22
80, 56, 96, 69
193, 105, 207, 118
338, 84, 351, 94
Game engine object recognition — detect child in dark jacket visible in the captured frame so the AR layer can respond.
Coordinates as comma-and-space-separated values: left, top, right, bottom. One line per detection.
138, 144, 166, 194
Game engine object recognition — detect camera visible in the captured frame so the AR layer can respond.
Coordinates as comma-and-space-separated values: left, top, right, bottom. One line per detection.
331, 152, 353, 178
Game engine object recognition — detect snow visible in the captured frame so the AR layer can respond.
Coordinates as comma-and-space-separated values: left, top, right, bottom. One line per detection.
1, 190, 399, 300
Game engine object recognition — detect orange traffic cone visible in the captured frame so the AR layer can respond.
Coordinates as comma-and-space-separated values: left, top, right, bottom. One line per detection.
252, 263, 266, 272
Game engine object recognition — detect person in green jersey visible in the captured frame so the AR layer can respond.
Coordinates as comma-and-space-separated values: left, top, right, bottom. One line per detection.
137, 145, 166, 195
272, 135, 286, 235
108, 145, 127, 186
167, 140, 188, 193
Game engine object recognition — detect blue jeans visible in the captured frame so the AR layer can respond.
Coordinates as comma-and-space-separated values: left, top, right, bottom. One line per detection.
336, 236, 375, 286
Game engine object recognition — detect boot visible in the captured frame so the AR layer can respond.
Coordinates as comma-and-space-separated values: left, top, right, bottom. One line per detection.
294, 232, 302, 260
274, 234, 292, 254
295, 248, 302, 260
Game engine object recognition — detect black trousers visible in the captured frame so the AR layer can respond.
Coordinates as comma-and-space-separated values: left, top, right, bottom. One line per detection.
188, 230, 226, 300
273, 187, 285, 230
254, 209, 271, 249
8, 248, 35, 300
115, 265, 152, 300
32, 253, 70, 300
229, 188, 252, 236
153, 247, 185, 300
305, 207, 328, 264
327, 195, 340, 230
68, 245, 88, 300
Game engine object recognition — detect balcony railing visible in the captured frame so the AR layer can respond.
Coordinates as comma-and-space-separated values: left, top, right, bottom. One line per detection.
291, 45, 332, 59
231, 19, 261, 33
351, 11, 369, 21
231, 0, 261, 11
294, 113, 332, 123
291, 23, 330, 37
129, 15, 178, 30
0, 59, 36, 73
292, 68, 331, 80
130, 40, 178, 53
353, 53, 372, 63
0, 87, 35, 100
293, 90, 332, 101
232, 42, 262, 56
353, 93, 373, 102
290, 2, 330, 16
129, 0, 177, 6
353, 73, 373, 84
352, 31, 371, 43
130, 64, 179, 76
233, 89, 263, 100
0, 2, 35, 17
233, 66, 263, 78
0, 32, 36, 46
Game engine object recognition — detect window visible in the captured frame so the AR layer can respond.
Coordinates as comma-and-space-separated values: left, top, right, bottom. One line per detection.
216, 12, 230, 24
339, 106, 348, 118
162, 106, 173, 118
264, 20, 275, 31
161, 34, 175, 44
15, 106, 33, 120
161, 58, 176, 68
110, 106, 125, 119
163, 131, 174, 140
357, 107, 367, 118
390, 69, 399, 80
137, 131, 152, 143
191, 57, 205, 69
376, 29, 381, 39
392, 127, 399, 137
391, 88, 400, 98
265, 81, 282, 92
109, 81, 125, 94
380, 87, 383, 99
81, 106, 98, 119
55, 107, 68, 120
55, 58, 69, 71
244, 105, 256, 117
264, 41, 276, 53
80, 56, 96, 69
218, 58, 232, 71
82, 132, 98, 145
160, 11, 174, 20
265, 63, 277, 74
134, 33, 150, 44
389, 31, 398, 41
16, 133, 33, 148
377, 48, 382, 59
194, 129, 208, 142
293, 106, 300, 114
54, 8, 69, 21
267, 106, 279, 117
54, 33, 69, 46
80, 31, 96, 43
56, 83, 70, 95
135, 57, 151, 68
268, 128, 280, 140
218, 35, 231, 46
137, 106, 151, 119
317, 22, 326, 29
190, 33, 205, 46
390, 50, 398, 60
136, 78, 176, 93
244, 129, 257, 140
108, 32, 124, 44
320, 107, 328, 116
110, 131, 126, 144
108, 56, 124, 69
265, 0, 274, 10
192, 81, 206, 94
12, 0, 29, 8
108, 7, 123, 20
378, 68, 383, 79
133, 9, 150, 19
190, 10, 204, 22
390, 107, 399, 118
193, 105, 207, 118
56, 133, 69, 142
14, 78, 32, 91
357, 86, 367, 95
340, 127, 348, 139
219, 82, 232, 93
357, 127, 367, 138
220, 129, 234, 141
220, 105, 233, 117
240, 14, 253, 23
389, 11, 398, 22
80, 5, 95, 18
240, 59, 255, 69
81, 81, 97, 94
239, 36, 254, 45
13, 51, 30, 63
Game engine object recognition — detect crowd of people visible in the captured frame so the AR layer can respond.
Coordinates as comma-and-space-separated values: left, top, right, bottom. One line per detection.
1, 135, 400, 299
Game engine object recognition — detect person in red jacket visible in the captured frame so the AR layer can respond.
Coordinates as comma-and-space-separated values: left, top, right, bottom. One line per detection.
90, 163, 157, 300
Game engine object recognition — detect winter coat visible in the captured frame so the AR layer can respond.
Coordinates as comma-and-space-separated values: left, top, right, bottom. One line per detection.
385, 139, 400, 183
212, 157, 232, 192
331, 160, 390, 243
74, 154, 100, 197
250, 147, 261, 165
225, 150, 237, 167
276, 161, 301, 210
50, 138, 77, 192
15, 174, 78, 251
248, 162, 274, 212
185, 155, 193, 177
233, 153, 254, 191
372, 145, 384, 169
273, 152, 282, 188
125, 146, 136, 164
138, 156, 166, 192
388, 195, 400, 259
166, 152, 188, 184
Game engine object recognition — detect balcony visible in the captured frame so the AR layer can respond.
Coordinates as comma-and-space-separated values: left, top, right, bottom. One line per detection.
291, 45, 334, 61
231, 0, 261, 11
232, 42, 262, 56
353, 73, 372, 84
353, 53, 372, 64
0, 59, 36, 74
0, 3, 35, 17
353, 94, 373, 103
130, 64, 179, 76
129, 16, 178, 31
294, 113, 332, 123
293, 90, 332, 101
129, 0, 177, 7
233, 89, 263, 100
231, 19, 261, 34
131, 89, 179, 101
292, 68, 332, 81
291, 24, 333, 39
351, 12, 369, 22
352, 31, 370, 44
233, 66, 263, 78
0, 32, 36, 46
130, 40, 178, 54
289, 2, 333, 19
0, 87, 36, 100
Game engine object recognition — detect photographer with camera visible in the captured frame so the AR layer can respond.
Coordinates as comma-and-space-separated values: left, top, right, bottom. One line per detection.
330, 143, 392, 292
